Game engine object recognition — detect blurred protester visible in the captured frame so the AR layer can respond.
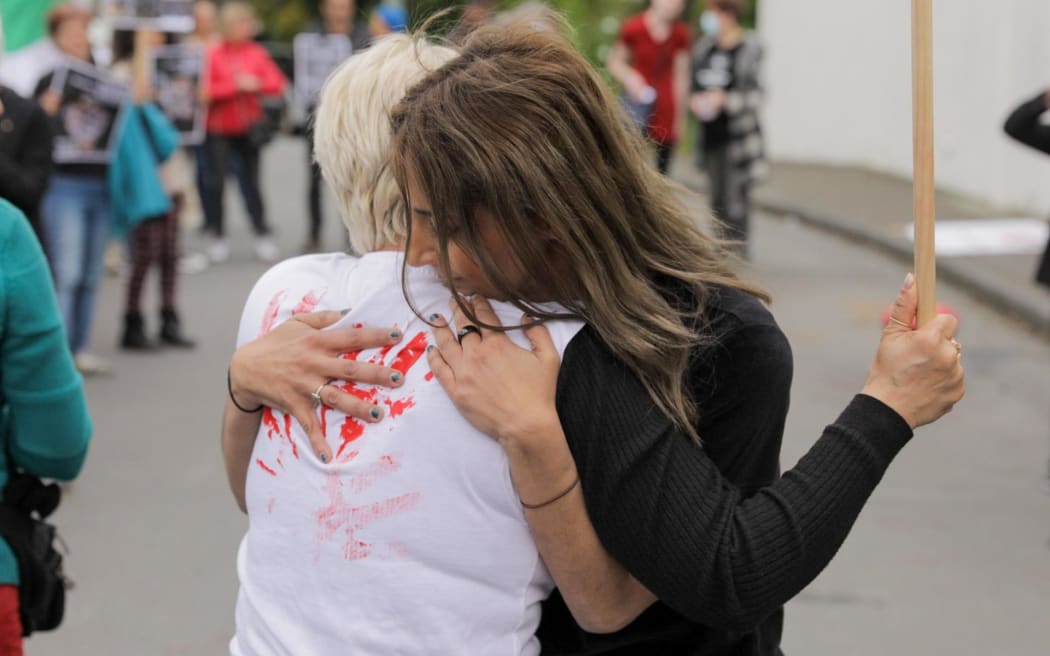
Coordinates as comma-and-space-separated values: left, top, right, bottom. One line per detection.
448, 0, 496, 44
34, 4, 114, 376
369, 3, 409, 38
607, 0, 690, 174
1003, 87, 1050, 289
200, 2, 286, 264
690, 0, 764, 258
298, 0, 371, 254
109, 30, 196, 350
189, 0, 221, 47
0, 198, 92, 653
0, 84, 54, 251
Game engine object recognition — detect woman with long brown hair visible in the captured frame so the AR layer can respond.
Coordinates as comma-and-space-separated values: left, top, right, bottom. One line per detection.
228, 17, 964, 655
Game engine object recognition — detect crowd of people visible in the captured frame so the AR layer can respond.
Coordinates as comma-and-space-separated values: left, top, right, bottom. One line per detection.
0, 0, 405, 377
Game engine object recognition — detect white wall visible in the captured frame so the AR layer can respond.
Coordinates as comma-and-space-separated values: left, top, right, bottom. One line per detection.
757, 0, 1050, 213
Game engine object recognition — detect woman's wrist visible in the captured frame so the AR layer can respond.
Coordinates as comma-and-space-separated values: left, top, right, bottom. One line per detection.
228, 352, 264, 409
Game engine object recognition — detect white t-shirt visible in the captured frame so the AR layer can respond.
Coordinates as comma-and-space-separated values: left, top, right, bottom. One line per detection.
230, 251, 584, 656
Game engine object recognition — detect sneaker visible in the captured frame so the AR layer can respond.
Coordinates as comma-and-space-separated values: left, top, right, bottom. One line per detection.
254, 236, 279, 263
74, 352, 112, 376
208, 238, 230, 264
177, 251, 210, 274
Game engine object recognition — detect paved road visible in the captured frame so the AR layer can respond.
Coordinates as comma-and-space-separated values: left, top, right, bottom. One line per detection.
26, 139, 1050, 655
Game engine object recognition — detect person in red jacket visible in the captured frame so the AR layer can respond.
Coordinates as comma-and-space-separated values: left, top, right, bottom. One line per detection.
201, 1, 286, 264
607, 0, 690, 175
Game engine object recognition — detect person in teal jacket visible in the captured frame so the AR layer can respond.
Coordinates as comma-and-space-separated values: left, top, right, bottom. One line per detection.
0, 199, 92, 648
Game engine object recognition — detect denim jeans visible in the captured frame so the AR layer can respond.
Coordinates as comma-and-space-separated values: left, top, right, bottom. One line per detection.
42, 174, 111, 354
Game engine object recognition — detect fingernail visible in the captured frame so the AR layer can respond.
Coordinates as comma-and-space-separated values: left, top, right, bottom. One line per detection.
370, 408, 380, 420
390, 330, 401, 339
319, 452, 329, 463
904, 273, 915, 290
426, 345, 435, 353
428, 313, 439, 321
340, 308, 352, 316
391, 372, 402, 382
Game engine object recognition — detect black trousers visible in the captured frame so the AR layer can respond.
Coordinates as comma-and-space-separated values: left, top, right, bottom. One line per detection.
201, 133, 270, 238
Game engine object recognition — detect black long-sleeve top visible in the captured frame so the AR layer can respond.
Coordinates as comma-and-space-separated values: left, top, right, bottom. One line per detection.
1003, 91, 1050, 156
537, 285, 913, 655
0, 86, 54, 246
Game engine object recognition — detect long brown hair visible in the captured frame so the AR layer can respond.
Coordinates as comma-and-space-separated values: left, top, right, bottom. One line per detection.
390, 16, 768, 441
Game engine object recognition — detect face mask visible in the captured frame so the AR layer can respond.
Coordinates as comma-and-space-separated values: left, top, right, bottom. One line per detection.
700, 10, 721, 36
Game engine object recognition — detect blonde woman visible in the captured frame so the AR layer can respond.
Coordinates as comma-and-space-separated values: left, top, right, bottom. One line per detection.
230, 19, 964, 656
223, 34, 653, 655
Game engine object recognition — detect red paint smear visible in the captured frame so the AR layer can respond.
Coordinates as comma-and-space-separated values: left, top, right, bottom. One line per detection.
256, 459, 277, 476
267, 497, 276, 514
341, 382, 377, 403
260, 290, 287, 334
342, 350, 361, 361
292, 289, 326, 315
315, 472, 422, 562
283, 413, 299, 459
369, 342, 396, 366
262, 408, 280, 440
336, 417, 365, 457
353, 323, 363, 329
389, 332, 428, 375
384, 396, 415, 418
346, 455, 400, 495
424, 372, 434, 382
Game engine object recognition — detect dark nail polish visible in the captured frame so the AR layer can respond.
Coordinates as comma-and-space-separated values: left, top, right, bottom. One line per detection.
426, 345, 435, 352
428, 313, 439, 321
319, 453, 329, 463
390, 331, 401, 339
370, 408, 380, 420
340, 308, 352, 316
391, 372, 402, 382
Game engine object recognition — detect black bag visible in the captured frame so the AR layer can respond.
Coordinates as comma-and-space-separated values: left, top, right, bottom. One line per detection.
0, 473, 69, 636
247, 116, 277, 149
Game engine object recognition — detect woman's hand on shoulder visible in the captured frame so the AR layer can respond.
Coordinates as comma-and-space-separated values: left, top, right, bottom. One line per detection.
861, 274, 965, 429
229, 310, 405, 462
427, 297, 563, 451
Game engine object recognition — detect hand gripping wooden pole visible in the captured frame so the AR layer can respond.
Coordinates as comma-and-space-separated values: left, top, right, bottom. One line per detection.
912, 0, 936, 326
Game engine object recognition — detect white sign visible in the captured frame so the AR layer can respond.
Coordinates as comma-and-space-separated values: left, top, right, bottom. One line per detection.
905, 219, 1050, 256
150, 43, 205, 145
49, 61, 129, 164
101, 0, 195, 33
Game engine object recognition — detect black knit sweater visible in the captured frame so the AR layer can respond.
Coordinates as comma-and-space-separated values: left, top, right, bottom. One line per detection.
537, 285, 913, 655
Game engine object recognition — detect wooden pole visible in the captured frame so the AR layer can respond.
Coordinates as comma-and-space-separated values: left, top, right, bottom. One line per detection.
912, 0, 936, 326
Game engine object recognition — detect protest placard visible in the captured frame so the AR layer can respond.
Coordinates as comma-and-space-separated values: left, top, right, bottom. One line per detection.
101, 0, 195, 33
49, 62, 129, 164
293, 33, 354, 111
150, 43, 205, 144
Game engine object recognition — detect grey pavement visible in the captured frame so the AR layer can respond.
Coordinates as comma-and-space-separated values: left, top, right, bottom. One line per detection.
672, 157, 1050, 335
24, 138, 1050, 654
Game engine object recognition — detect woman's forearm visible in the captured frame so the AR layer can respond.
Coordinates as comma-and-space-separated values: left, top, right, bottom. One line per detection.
222, 397, 263, 513
505, 419, 657, 633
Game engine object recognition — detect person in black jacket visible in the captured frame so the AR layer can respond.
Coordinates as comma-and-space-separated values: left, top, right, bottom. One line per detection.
1003, 87, 1050, 289
0, 85, 54, 251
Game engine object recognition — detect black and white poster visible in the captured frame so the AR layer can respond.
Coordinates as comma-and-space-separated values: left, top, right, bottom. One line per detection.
293, 33, 354, 110
101, 0, 195, 32
49, 62, 129, 164
150, 43, 205, 145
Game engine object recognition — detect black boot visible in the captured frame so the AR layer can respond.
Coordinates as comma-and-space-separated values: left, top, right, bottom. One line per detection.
121, 312, 153, 350
160, 308, 196, 348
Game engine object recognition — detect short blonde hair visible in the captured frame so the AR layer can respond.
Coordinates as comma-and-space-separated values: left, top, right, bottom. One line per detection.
313, 34, 458, 254
219, 1, 256, 37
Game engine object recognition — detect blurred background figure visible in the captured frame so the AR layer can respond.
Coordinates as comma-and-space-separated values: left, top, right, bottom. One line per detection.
370, 2, 409, 37
34, 4, 114, 376
108, 29, 197, 351
0, 81, 54, 252
297, 0, 371, 254
449, 0, 496, 44
200, 1, 286, 264
0, 199, 92, 656
188, 0, 220, 47
690, 0, 763, 258
1003, 87, 1050, 290
607, 0, 690, 175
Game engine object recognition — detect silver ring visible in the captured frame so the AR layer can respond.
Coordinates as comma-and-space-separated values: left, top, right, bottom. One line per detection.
456, 325, 482, 344
311, 383, 327, 407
